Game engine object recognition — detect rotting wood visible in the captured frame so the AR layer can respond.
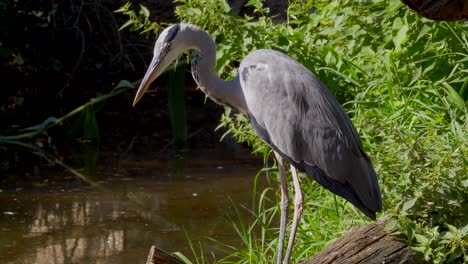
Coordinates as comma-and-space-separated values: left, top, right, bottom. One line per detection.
145, 245, 185, 264
300, 221, 424, 264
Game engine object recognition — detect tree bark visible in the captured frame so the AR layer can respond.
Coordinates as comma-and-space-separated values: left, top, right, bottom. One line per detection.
300, 221, 424, 264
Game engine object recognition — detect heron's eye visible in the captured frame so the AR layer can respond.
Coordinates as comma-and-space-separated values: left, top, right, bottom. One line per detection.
166, 43, 172, 49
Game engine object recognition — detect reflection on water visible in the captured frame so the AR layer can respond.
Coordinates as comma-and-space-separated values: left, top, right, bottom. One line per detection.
0, 155, 269, 264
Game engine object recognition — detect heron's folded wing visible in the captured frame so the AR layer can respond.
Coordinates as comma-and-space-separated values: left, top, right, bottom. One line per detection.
239, 49, 382, 215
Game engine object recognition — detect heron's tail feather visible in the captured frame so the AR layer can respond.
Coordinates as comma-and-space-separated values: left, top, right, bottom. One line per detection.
303, 164, 382, 220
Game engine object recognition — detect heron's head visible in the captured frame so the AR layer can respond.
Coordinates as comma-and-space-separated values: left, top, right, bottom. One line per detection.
133, 24, 188, 106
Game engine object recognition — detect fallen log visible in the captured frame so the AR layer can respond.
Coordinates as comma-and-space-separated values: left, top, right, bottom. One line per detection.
145, 245, 185, 264
144, 222, 422, 264
300, 221, 424, 264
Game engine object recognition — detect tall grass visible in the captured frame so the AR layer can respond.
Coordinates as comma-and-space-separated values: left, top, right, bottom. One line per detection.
121, 0, 467, 262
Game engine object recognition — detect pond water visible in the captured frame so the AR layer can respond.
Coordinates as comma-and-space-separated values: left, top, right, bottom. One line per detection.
0, 150, 271, 264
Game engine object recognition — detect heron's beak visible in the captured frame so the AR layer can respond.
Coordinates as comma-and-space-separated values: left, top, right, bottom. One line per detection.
133, 56, 163, 106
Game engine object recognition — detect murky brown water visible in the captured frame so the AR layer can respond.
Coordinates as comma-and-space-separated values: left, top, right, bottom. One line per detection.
0, 152, 271, 264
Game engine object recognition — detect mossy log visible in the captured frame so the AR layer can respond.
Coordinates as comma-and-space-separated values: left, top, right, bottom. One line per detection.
402, 0, 468, 21
300, 221, 424, 264
145, 245, 185, 264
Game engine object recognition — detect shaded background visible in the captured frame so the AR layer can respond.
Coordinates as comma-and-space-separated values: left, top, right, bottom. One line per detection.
0, 0, 291, 178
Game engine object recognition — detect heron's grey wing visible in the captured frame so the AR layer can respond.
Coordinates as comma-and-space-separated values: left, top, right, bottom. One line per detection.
239, 50, 382, 218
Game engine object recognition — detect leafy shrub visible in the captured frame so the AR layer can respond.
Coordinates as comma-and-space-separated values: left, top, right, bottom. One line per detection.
122, 0, 468, 262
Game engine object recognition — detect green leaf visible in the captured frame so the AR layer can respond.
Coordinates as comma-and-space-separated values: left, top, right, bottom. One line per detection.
167, 63, 188, 148
114, 3, 130, 13
402, 197, 418, 212
119, 19, 134, 31
442, 82, 466, 111
384, 219, 398, 231
115, 80, 134, 89
442, 231, 455, 240
446, 224, 459, 233
393, 25, 409, 51
21, 117, 59, 132
460, 223, 468, 234
411, 246, 426, 254
83, 108, 99, 140
414, 234, 429, 244
172, 252, 193, 264
139, 5, 150, 17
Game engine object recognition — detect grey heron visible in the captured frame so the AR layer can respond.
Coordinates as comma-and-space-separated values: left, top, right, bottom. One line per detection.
133, 23, 382, 264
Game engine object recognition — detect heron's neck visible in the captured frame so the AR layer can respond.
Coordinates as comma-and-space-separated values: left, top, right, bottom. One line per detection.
188, 29, 247, 115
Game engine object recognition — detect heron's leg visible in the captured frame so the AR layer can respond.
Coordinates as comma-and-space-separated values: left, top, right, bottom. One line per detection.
283, 165, 303, 264
274, 152, 289, 264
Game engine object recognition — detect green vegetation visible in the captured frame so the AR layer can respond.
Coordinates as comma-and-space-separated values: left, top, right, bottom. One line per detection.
3, 0, 465, 262
170, 0, 468, 263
